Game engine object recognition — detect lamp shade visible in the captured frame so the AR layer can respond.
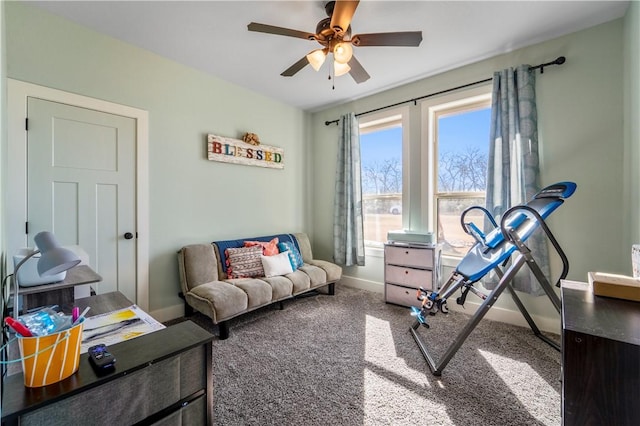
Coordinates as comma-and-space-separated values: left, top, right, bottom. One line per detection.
34, 231, 81, 276
334, 61, 351, 77
333, 42, 353, 64
12, 231, 81, 318
306, 48, 327, 71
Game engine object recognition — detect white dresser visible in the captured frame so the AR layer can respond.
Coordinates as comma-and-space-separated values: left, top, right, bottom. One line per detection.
384, 243, 441, 308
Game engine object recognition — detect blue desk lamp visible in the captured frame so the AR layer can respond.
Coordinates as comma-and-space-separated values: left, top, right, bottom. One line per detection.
12, 231, 81, 318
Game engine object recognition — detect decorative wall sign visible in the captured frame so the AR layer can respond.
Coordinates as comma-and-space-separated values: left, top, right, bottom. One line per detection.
207, 134, 284, 169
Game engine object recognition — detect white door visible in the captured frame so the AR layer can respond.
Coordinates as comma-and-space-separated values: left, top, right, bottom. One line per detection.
27, 97, 137, 301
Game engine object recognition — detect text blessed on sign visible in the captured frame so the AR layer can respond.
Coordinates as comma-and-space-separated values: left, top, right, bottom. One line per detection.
207, 134, 284, 169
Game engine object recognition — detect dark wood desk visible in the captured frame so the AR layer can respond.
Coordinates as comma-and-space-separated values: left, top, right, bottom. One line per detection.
561, 281, 640, 425
2, 292, 214, 425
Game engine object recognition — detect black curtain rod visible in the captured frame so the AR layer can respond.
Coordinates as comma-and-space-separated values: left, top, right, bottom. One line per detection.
324, 56, 566, 126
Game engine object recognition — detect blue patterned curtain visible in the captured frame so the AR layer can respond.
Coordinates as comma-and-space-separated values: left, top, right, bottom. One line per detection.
485, 64, 548, 295
333, 113, 365, 266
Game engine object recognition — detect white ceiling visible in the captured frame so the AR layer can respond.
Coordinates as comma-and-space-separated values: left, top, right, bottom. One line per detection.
28, 0, 629, 111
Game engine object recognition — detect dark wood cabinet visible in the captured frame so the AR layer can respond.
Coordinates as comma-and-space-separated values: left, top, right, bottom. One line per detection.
2, 293, 214, 425
561, 282, 640, 425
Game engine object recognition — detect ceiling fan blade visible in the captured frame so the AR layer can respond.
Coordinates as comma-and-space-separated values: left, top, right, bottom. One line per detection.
248, 22, 316, 41
330, 0, 360, 35
352, 31, 423, 47
348, 56, 370, 84
281, 56, 310, 77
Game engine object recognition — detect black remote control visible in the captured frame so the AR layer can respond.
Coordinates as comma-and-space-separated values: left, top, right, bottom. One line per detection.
88, 344, 116, 371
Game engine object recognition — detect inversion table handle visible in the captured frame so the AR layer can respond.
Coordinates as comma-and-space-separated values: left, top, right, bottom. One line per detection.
460, 206, 498, 244
500, 204, 570, 286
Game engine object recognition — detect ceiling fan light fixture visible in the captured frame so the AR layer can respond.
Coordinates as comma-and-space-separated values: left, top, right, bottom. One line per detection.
248, 0, 422, 84
334, 60, 351, 77
306, 48, 327, 71
333, 41, 353, 64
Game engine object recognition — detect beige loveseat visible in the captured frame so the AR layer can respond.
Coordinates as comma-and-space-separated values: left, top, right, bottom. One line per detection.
178, 233, 342, 339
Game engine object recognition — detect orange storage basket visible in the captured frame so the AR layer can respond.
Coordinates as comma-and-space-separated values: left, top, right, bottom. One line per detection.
17, 320, 84, 387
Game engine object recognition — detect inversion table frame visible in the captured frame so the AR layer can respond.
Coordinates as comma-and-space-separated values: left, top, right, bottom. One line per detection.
410, 182, 577, 376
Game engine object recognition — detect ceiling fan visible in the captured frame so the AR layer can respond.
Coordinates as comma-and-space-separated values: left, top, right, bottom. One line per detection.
247, 0, 422, 84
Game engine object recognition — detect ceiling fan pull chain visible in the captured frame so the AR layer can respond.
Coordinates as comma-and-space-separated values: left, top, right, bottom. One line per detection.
329, 65, 335, 90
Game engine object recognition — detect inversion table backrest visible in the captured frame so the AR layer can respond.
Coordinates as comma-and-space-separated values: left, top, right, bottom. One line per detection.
455, 182, 577, 283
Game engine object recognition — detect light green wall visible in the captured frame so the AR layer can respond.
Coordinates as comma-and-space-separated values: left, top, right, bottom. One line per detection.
1, 1, 6, 270
311, 19, 626, 323
4, 2, 309, 313
1, 0, 7, 386
624, 1, 640, 252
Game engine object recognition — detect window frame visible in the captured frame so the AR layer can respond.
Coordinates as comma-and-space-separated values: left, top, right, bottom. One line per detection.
358, 107, 410, 257
420, 86, 492, 264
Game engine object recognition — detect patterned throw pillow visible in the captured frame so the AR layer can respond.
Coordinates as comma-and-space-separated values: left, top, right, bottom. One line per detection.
277, 241, 304, 270
225, 246, 264, 278
244, 237, 279, 256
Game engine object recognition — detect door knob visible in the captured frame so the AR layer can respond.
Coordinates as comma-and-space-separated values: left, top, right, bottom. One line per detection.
124, 232, 134, 240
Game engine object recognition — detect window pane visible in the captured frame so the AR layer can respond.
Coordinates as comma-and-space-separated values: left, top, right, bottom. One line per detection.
437, 108, 490, 193
437, 197, 485, 257
436, 102, 491, 257
360, 126, 402, 246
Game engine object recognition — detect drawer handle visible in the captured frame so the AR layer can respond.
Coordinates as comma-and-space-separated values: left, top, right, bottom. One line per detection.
405, 251, 409, 254
405, 270, 409, 274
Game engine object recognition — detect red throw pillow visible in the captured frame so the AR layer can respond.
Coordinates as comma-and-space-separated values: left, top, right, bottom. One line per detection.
243, 238, 279, 256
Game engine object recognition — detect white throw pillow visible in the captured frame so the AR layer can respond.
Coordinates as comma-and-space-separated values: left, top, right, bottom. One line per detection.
261, 252, 294, 277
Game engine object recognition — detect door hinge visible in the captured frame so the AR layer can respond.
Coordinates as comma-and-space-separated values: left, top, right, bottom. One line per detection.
25, 118, 29, 131
25, 222, 29, 234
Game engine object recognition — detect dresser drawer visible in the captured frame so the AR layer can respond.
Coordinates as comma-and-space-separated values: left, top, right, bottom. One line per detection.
385, 284, 421, 308
385, 245, 434, 269
385, 264, 432, 289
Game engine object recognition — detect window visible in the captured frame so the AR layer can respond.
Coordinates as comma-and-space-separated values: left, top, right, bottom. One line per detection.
359, 109, 408, 248
425, 90, 491, 257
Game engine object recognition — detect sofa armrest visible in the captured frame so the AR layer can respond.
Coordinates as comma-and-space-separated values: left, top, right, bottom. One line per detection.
293, 232, 314, 262
292, 233, 342, 282
186, 281, 249, 324
178, 244, 219, 293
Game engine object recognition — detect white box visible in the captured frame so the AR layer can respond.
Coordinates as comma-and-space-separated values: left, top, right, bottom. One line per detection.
387, 230, 435, 245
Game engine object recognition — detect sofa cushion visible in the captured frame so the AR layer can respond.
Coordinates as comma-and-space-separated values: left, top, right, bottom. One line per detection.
299, 264, 327, 286
226, 246, 264, 278
307, 259, 343, 283
261, 252, 294, 277
259, 275, 294, 301
226, 278, 272, 308
286, 269, 311, 293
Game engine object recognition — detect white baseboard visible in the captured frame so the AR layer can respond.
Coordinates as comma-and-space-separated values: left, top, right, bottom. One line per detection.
340, 275, 560, 335
150, 303, 184, 323
340, 275, 384, 294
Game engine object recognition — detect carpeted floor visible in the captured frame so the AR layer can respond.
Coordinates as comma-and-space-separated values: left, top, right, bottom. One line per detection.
170, 286, 561, 425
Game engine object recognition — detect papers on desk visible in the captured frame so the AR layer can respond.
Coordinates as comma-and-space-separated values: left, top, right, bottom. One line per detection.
80, 305, 165, 353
